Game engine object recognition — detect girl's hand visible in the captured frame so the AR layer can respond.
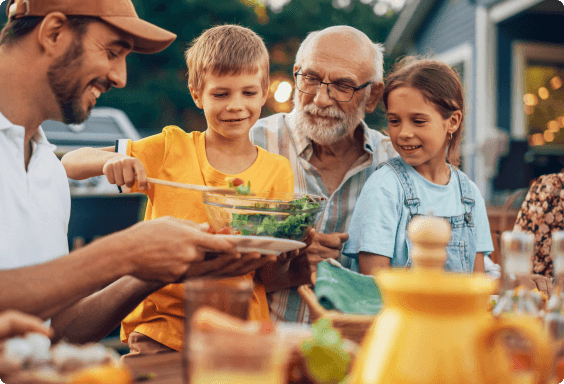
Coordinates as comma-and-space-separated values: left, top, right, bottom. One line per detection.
102, 155, 149, 191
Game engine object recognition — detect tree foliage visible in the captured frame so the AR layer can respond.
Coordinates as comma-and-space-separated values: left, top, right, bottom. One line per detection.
0, 0, 397, 135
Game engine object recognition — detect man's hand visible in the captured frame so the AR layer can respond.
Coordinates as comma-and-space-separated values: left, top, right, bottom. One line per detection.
184, 251, 277, 279
0, 310, 52, 341
102, 154, 149, 191
117, 217, 237, 284
294, 231, 349, 277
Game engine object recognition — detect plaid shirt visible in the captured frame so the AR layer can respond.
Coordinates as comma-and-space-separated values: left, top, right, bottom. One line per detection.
249, 110, 397, 323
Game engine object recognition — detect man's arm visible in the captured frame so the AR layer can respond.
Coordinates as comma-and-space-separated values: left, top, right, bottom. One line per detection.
51, 252, 278, 344
0, 239, 129, 320
0, 217, 237, 321
50, 277, 164, 344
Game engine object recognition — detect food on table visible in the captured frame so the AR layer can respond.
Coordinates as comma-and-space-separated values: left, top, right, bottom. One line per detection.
300, 318, 352, 384
2, 333, 128, 384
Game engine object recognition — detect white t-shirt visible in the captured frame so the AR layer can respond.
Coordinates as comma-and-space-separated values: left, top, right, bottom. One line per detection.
0, 111, 70, 268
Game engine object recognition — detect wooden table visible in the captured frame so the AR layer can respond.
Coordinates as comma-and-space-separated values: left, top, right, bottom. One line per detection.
124, 352, 183, 384
123, 350, 313, 384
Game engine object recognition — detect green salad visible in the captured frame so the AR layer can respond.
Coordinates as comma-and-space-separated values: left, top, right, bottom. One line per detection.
230, 196, 321, 240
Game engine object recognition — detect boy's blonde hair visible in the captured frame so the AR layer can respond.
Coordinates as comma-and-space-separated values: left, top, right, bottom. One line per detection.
185, 25, 270, 95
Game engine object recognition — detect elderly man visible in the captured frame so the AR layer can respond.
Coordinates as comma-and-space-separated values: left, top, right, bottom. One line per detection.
0, 0, 272, 344
251, 26, 396, 323
252, 27, 553, 323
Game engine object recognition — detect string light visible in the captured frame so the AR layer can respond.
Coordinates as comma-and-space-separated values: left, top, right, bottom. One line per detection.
373, 1, 389, 15
274, 81, 293, 103
538, 87, 549, 100
531, 133, 545, 146
551, 76, 562, 90
523, 93, 538, 106
548, 120, 560, 133
544, 130, 555, 143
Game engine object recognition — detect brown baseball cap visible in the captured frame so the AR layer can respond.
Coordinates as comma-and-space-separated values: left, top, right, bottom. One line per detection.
6, 0, 176, 54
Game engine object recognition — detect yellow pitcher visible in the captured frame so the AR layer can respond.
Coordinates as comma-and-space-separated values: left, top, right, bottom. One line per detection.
349, 215, 553, 384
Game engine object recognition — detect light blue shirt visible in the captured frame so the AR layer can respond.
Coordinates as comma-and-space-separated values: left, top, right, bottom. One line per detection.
343, 158, 494, 266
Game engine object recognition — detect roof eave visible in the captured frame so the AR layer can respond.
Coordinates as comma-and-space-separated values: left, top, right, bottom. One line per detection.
384, 0, 439, 56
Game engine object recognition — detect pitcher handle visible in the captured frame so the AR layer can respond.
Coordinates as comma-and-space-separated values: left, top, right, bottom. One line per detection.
476, 316, 553, 384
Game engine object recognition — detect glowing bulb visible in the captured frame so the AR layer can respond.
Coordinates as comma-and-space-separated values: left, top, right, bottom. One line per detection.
387, 0, 406, 11
558, 116, 564, 128
551, 76, 562, 90
333, 0, 351, 8
544, 130, 555, 142
373, 1, 389, 15
532, 133, 545, 146
274, 81, 292, 103
548, 120, 559, 133
524, 105, 534, 115
538, 87, 549, 100
523, 93, 538, 106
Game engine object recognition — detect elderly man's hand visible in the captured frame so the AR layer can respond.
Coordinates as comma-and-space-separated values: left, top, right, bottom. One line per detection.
290, 230, 349, 282
116, 217, 237, 284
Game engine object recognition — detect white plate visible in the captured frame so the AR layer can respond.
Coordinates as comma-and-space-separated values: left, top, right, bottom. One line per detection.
215, 235, 306, 256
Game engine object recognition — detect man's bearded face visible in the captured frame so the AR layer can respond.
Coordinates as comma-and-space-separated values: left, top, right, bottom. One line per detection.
294, 89, 369, 145
47, 35, 110, 125
47, 37, 90, 125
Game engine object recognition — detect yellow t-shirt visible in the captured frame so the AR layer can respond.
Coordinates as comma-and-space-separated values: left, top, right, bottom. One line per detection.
120, 126, 294, 351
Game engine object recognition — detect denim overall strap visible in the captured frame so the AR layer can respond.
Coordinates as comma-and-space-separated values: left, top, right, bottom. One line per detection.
452, 166, 475, 223
379, 158, 420, 216
379, 158, 420, 268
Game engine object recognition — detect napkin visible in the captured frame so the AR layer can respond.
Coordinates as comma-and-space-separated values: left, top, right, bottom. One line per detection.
314, 259, 383, 315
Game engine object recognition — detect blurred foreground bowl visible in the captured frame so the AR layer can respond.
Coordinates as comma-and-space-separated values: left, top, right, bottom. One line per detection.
203, 191, 326, 241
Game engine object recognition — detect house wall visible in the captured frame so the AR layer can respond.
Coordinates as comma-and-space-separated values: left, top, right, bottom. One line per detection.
415, 0, 476, 56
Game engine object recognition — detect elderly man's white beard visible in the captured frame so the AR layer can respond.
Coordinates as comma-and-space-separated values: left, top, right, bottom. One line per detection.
294, 91, 369, 145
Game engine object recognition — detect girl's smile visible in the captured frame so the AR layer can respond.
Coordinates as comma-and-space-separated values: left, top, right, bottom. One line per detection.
386, 86, 461, 184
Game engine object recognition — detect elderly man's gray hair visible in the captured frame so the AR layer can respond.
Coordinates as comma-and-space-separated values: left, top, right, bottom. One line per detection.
294, 28, 385, 83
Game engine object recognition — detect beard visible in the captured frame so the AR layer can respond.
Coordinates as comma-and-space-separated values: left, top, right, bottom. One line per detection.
294, 90, 369, 145
47, 37, 110, 125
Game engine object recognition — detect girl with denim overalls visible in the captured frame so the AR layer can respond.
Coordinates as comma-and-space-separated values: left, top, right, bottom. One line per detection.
343, 58, 494, 274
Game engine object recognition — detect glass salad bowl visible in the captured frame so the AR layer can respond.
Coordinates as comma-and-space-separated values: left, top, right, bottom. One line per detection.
202, 191, 326, 241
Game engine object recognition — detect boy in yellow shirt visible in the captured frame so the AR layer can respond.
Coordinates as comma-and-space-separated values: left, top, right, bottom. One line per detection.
62, 25, 294, 353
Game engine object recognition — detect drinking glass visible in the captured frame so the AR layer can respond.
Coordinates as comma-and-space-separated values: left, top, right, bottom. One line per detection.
182, 278, 254, 384
189, 329, 286, 384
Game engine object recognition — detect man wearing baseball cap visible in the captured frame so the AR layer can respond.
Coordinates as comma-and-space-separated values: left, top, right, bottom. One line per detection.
0, 0, 274, 348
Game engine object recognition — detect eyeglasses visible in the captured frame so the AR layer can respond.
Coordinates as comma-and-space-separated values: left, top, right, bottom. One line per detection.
294, 68, 373, 102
